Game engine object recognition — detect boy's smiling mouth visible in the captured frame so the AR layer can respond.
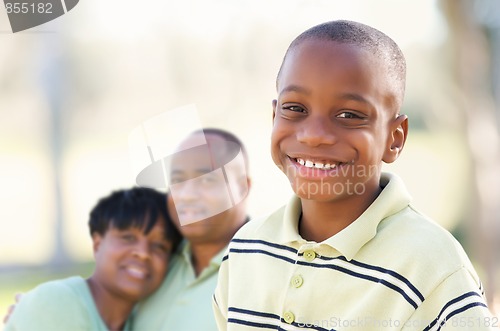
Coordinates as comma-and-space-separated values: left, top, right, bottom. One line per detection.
289, 155, 353, 169
295, 157, 338, 170
286, 155, 355, 179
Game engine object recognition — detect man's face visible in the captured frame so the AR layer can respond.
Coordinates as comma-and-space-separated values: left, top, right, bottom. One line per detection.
272, 39, 406, 202
92, 220, 171, 302
167, 133, 249, 243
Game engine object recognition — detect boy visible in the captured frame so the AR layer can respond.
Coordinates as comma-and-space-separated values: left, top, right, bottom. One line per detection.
4, 187, 181, 331
213, 20, 496, 330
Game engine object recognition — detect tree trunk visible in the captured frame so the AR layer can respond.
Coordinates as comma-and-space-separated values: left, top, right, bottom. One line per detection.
440, 0, 500, 308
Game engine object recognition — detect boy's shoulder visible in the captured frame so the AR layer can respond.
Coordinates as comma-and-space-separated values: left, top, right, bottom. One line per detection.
380, 203, 467, 256
232, 195, 302, 244
371, 203, 479, 279
234, 203, 288, 240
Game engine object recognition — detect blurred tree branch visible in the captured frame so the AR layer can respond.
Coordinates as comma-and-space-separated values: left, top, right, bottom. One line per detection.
38, 33, 72, 268
440, 0, 500, 308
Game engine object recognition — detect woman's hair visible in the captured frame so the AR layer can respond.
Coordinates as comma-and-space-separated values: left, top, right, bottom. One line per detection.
88, 187, 182, 249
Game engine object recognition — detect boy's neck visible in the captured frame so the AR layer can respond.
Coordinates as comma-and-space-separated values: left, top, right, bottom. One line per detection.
299, 186, 382, 242
86, 277, 134, 331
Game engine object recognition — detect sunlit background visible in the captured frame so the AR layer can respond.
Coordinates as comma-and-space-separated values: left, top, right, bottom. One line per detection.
1, 0, 499, 320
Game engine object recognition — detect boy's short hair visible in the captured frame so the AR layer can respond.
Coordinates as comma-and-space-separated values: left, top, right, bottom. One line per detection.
277, 20, 406, 108
88, 187, 181, 248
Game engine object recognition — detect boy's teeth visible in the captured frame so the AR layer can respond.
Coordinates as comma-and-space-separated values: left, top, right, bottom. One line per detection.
296, 158, 337, 170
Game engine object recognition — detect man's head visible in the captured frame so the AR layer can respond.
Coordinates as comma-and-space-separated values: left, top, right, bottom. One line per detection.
167, 128, 250, 245
271, 20, 408, 202
89, 187, 181, 302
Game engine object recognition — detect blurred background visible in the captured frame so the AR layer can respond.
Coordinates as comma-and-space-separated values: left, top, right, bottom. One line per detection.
0, 0, 499, 320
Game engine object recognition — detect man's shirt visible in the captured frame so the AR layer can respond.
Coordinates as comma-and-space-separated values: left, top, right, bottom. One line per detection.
134, 240, 224, 331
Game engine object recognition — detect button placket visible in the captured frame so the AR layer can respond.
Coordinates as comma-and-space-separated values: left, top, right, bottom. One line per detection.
283, 311, 295, 324
290, 274, 303, 288
303, 249, 316, 262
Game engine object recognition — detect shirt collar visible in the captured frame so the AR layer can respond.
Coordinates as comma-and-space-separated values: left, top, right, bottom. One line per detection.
275, 172, 412, 260
178, 216, 249, 268
179, 239, 227, 269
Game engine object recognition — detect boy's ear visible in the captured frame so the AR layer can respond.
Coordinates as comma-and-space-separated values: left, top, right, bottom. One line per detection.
91, 232, 103, 255
383, 114, 408, 164
272, 99, 277, 122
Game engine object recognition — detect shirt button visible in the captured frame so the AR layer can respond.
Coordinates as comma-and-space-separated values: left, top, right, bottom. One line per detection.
303, 249, 316, 261
283, 311, 295, 324
290, 275, 303, 288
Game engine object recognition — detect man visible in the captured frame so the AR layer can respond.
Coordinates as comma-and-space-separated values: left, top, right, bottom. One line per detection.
133, 128, 251, 331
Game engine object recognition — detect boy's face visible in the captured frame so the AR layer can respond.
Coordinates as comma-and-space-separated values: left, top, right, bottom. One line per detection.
272, 39, 407, 202
91, 220, 171, 302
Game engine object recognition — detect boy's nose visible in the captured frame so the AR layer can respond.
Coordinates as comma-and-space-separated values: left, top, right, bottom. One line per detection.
296, 117, 337, 147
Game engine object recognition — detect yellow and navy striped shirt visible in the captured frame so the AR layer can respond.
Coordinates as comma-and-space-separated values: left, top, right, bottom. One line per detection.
214, 173, 496, 331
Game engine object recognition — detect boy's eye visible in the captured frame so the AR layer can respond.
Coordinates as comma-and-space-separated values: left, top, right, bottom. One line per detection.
337, 111, 363, 119
283, 105, 306, 113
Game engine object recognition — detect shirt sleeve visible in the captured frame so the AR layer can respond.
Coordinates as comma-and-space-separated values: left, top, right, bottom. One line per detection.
4, 281, 90, 331
213, 252, 229, 331
401, 267, 497, 331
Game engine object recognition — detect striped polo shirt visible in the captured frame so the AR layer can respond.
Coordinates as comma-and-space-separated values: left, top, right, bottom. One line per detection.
213, 173, 496, 331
